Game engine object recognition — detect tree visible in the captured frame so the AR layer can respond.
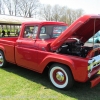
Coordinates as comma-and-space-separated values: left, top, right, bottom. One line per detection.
39, 4, 65, 21
12, 0, 19, 16
39, 4, 84, 25
66, 8, 84, 25
52, 5, 62, 21
3, 0, 13, 15
0, 0, 1, 14
59, 6, 68, 23
2, 0, 39, 17
0, 0, 5, 14
39, 4, 53, 21
16, 0, 40, 17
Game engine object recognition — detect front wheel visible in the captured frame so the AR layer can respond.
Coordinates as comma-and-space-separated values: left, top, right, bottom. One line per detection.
96, 40, 100, 43
49, 63, 74, 90
0, 51, 7, 68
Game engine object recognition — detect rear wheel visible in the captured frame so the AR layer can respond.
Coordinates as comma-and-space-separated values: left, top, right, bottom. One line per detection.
49, 63, 74, 90
0, 51, 7, 68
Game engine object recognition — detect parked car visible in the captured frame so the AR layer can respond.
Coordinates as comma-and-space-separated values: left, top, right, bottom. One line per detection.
87, 31, 100, 43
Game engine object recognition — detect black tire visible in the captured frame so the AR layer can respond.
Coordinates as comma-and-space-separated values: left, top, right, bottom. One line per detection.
0, 50, 7, 68
96, 40, 100, 43
49, 63, 74, 90
96, 40, 99, 43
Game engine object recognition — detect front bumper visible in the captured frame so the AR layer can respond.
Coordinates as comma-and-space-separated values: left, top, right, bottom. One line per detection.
91, 74, 100, 88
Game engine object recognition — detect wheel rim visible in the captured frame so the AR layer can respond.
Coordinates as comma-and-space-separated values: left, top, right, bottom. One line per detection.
53, 69, 66, 85
0, 53, 4, 67
50, 66, 68, 89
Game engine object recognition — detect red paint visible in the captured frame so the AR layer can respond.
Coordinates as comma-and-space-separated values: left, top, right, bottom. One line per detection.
91, 75, 100, 88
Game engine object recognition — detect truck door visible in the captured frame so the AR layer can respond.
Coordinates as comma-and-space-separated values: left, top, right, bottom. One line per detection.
15, 25, 39, 70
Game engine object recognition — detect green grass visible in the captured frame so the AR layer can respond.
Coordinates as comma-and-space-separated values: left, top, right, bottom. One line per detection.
0, 64, 100, 100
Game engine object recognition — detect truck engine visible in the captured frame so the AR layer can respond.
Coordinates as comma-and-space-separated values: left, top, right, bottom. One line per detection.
56, 38, 94, 58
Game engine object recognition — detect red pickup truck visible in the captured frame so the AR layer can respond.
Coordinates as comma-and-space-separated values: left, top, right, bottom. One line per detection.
0, 15, 100, 90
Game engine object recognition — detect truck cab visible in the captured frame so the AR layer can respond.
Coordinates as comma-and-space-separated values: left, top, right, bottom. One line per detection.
15, 21, 67, 71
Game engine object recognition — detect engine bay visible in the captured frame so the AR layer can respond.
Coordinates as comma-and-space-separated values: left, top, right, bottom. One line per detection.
56, 38, 94, 58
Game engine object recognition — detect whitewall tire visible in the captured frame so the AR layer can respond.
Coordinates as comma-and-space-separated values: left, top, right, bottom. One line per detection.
49, 63, 74, 90
0, 51, 7, 68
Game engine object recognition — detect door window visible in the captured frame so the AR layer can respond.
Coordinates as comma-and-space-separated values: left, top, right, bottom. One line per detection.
23, 26, 38, 39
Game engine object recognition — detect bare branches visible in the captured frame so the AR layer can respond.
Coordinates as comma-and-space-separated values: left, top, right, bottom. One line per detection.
3, 0, 12, 15
39, 4, 53, 21
39, 4, 84, 25
16, 0, 40, 17
0, 0, 5, 14
1, 1, 84, 24
12, 0, 19, 16
2, 0, 39, 17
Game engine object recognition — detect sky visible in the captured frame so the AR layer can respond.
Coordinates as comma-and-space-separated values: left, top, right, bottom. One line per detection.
39, 0, 100, 14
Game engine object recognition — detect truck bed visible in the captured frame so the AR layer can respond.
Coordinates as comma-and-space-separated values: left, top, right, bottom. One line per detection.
0, 37, 18, 44
0, 37, 18, 64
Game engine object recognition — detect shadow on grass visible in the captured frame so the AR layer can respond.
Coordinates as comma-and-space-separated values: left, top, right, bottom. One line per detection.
2, 63, 100, 100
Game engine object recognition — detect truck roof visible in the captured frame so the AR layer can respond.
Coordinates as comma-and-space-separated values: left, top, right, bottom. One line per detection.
22, 21, 68, 26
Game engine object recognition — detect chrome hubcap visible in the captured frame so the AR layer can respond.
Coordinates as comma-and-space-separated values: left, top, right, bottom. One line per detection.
56, 71, 64, 82
0, 53, 4, 66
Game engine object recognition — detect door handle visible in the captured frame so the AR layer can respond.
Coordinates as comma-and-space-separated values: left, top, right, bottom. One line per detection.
16, 40, 22, 45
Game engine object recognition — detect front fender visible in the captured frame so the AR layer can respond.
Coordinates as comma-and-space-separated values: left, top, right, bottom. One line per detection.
38, 54, 75, 74
38, 53, 89, 82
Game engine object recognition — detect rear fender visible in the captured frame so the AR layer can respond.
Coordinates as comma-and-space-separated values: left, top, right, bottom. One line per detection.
0, 46, 5, 55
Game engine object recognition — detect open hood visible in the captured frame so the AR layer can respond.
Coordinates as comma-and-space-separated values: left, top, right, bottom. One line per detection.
50, 14, 100, 51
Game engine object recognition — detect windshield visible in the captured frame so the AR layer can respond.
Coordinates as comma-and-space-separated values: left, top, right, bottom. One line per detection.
87, 31, 100, 43
39, 25, 67, 39
94, 31, 100, 37
91, 31, 100, 38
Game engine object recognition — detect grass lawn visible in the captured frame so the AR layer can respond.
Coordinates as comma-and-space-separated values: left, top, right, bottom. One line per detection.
0, 64, 100, 100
